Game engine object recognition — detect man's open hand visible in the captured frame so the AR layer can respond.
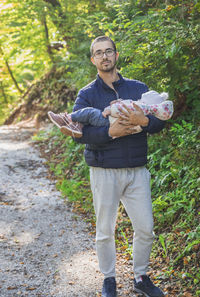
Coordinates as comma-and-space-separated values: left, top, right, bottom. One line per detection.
118, 102, 149, 127
108, 118, 137, 138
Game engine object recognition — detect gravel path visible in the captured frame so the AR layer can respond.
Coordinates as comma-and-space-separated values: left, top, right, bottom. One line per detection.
0, 125, 103, 297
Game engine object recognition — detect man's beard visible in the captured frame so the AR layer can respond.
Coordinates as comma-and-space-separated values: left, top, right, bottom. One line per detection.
99, 58, 117, 73
101, 64, 116, 73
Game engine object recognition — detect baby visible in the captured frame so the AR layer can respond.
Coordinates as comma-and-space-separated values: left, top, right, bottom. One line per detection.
48, 90, 173, 138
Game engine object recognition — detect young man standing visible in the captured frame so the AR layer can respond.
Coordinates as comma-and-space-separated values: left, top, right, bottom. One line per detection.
73, 36, 165, 297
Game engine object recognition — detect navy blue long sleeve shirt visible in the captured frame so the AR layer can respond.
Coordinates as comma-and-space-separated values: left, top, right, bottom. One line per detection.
73, 73, 165, 168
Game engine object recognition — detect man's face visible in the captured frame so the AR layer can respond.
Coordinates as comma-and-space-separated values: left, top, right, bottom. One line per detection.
91, 40, 119, 73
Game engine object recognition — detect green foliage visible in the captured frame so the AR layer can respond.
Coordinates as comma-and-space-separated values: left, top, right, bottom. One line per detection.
1, 0, 200, 121
147, 120, 200, 293
33, 127, 94, 218
159, 234, 167, 258
113, 2, 200, 117
55, 135, 93, 215
148, 120, 200, 230
0, 1, 52, 98
116, 227, 133, 258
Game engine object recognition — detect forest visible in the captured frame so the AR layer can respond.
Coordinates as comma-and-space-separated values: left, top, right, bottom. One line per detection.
1, 0, 200, 296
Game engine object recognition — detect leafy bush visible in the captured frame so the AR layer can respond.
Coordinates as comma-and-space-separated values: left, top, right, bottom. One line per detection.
148, 120, 199, 230
147, 120, 200, 292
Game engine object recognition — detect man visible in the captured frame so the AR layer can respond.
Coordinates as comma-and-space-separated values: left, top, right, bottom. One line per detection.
73, 36, 165, 297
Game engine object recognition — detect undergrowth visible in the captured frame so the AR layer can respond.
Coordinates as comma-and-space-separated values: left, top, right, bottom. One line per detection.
33, 119, 200, 296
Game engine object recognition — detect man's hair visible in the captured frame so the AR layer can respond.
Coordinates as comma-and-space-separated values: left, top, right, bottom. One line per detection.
90, 36, 116, 56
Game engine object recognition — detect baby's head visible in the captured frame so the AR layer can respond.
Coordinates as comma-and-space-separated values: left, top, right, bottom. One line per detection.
140, 91, 168, 105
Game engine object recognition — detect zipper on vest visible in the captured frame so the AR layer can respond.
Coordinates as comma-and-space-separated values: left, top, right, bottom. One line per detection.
111, 87, 119, 99
107, 82, 120, 99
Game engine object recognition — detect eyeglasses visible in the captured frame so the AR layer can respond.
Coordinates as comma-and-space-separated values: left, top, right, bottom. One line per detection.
93, 48, 116, 59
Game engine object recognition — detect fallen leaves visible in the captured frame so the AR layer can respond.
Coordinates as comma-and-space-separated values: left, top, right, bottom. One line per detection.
26, 287, 36, 291
7, 286, 18, 290
183, 293, 193, 297
7, 285, 36, 291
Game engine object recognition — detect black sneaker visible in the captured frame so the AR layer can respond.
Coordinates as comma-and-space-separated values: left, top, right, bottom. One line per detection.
134, 275, 164, 297
102, 277, 117, 297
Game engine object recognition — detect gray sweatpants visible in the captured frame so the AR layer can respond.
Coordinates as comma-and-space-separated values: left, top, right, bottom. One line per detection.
90, 166, 155, 279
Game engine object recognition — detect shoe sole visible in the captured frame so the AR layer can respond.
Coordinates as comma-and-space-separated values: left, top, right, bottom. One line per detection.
60, 126, 82, 138
48, 112, 82, 138
101, 293, 118, 297
134, 287, 165, 297
134, 287, 149, 296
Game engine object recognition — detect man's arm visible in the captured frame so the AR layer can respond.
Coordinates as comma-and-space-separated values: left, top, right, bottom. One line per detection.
141, 115, 165, 134
73, 90, 112, 144
108, 118, 140, 138
117, 102, 165, 135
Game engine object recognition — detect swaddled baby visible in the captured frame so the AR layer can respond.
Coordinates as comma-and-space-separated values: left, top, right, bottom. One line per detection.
48, 90, 173, 138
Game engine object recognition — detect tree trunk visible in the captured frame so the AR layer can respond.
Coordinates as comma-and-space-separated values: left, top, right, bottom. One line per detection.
5, 59, 23, 94
0, 81, 8, 103
0, 46, 23, 94
41, 12, 54, 62
43, 0, 61, 7
43, 0, 68, 40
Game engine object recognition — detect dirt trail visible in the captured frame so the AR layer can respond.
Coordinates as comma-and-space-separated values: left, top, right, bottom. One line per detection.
0, 125, 103, 297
